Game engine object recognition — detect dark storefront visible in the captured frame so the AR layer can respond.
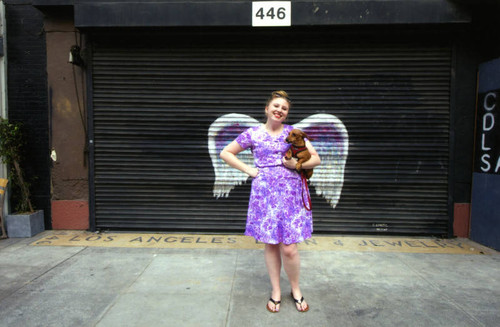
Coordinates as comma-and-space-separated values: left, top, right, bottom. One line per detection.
89, 28, 453, 235
5, 0, 500, 238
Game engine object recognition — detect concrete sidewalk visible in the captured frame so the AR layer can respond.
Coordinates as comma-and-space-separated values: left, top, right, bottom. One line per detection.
0, 232, 498, 327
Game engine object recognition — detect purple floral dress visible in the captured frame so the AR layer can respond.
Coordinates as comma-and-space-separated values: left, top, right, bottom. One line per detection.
236, 124, 313, 245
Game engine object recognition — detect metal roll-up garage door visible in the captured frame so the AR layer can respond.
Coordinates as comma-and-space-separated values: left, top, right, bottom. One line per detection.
90, 29, 451, 235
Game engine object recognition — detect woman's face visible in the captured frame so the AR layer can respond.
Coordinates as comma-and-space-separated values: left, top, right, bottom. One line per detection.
265, 97, 290, 124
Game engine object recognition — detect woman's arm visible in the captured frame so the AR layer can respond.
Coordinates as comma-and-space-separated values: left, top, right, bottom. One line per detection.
220, 140, 259, 178
282, 140, 321, 170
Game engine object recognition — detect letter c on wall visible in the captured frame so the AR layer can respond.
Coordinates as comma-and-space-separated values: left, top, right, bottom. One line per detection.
483, 92, 497, 111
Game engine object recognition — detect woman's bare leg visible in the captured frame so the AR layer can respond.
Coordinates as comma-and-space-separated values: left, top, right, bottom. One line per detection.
281, 243, 308, 311
264, 243, 282, 311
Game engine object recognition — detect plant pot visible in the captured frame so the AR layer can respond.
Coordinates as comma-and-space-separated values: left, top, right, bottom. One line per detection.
5, 210, 45, 238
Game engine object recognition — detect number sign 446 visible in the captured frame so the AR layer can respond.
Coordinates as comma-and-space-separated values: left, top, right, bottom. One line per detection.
252, 1, 291, 27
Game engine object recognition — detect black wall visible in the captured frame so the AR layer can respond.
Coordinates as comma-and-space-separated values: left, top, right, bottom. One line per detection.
452, 27, 478, 204
5, 3, 51, 227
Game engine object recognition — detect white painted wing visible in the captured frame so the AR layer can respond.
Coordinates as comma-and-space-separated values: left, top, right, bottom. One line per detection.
208, 113, 260, 198
294, 114, 349, 208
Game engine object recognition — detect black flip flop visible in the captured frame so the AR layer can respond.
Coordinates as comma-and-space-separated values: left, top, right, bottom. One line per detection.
291, 292, 309, 312
266, 298, 281, 313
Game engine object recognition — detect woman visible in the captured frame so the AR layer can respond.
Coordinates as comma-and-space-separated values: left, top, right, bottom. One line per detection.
220, 91, 321, 313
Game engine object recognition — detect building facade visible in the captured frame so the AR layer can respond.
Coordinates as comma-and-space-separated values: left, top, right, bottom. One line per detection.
4, 0, 500, 238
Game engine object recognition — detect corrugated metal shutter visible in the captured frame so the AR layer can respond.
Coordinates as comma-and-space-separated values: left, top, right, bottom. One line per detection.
90, 29, 451, 235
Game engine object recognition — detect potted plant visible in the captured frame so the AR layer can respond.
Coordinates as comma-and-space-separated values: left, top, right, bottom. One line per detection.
0, 118, 44, 238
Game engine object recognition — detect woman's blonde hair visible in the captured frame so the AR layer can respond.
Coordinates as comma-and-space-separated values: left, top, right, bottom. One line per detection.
266, 90, 291, 107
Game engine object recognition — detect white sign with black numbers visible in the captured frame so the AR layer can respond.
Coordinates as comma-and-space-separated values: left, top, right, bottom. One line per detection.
252, 1, 291, 27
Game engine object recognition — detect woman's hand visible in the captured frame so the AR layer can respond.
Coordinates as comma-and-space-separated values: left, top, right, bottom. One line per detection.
247, 167, 259, 178
220, 140, 258, 177
282, 157, 298, 170
282, 141, 321, 171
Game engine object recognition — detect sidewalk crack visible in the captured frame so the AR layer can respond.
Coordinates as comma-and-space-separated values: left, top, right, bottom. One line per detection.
91, 251, 157, 327
224, 251, 239, 327
0, 246, 88, 303
397, 254, 486, 327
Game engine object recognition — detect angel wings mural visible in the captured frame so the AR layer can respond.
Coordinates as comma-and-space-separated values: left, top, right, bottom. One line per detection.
208, 113, 349, 209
